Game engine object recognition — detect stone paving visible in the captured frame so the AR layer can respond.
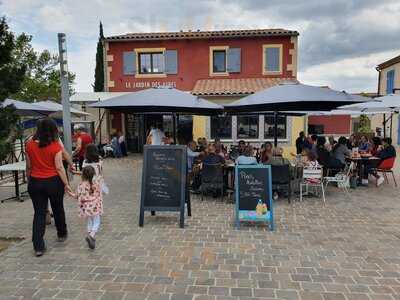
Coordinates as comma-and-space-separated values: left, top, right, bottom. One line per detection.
0, 156, 400, 300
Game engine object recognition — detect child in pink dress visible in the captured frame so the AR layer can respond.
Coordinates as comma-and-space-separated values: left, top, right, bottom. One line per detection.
69, 165, 103, 249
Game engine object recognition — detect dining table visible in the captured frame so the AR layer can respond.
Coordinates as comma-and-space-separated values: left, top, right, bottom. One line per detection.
346, 155, 380, 185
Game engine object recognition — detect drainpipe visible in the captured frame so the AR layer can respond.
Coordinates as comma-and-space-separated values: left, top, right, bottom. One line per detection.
376, 67, 386, 137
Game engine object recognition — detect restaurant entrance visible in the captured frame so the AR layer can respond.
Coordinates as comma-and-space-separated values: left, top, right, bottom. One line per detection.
125, 114, 193, 152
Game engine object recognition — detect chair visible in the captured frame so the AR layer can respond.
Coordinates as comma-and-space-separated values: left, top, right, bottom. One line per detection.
376, 157, 397, 187
200, 163, 224, 201
270, 164, 291, 203
300, 167, 325, 203
324, 162, 355, 197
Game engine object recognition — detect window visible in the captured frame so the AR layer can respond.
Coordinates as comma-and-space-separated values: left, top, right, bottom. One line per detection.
213, 50, 227, 73
265, 114, 287, 139
386, 70, 395, 94
211, 115, 232, 139
237, 115, 259, 139
138, 52, 164, 74
263, 45, 282, 74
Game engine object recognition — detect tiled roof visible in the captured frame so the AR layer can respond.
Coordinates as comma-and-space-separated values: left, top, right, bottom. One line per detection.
377, 54, 400, 70
105, 28, 299, 42
192, 78, 296, 96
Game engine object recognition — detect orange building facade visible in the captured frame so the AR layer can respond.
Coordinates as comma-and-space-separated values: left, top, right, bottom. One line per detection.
101, 29, 302, 152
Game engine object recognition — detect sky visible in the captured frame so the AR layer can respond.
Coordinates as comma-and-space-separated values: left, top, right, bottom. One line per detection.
1, 0, 399, 93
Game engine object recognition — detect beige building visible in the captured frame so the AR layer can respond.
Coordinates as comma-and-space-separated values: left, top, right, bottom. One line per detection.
372, 55, 400, 144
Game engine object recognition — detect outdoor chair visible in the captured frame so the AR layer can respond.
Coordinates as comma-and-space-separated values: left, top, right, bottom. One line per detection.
324, 162, 355, 197
200, 163, 224, 201
300, 167, 325, 203
270, 164, 291, 203
376, 157, 397, 187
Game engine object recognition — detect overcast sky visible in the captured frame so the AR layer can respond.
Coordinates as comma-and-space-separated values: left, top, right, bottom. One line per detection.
1, 0, 399, 93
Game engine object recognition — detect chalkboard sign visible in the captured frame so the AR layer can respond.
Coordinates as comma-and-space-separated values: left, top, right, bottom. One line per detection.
139, 145, 187, 228
235, 164, 274, 230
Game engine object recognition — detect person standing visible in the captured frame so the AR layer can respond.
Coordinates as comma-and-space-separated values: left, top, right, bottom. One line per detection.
73, 124, 93, 170
25, 118, 72, 257
118, 131, 127, 156
295, 131, 306, 154
147, 123, 165, 145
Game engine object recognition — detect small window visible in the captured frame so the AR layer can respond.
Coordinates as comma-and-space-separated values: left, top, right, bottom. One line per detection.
211, 115, 232, 139
213, 50, 227, 73
237, 115, 259, 139
264, 114, 287, 139
264, 45, 282, 73
138, 52, 164, 74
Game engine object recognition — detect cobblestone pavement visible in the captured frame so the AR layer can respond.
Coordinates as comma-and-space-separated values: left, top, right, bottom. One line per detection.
0, 156, 399, 300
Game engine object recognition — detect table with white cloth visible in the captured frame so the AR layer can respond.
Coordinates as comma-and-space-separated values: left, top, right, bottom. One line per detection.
0, 161, 27, 202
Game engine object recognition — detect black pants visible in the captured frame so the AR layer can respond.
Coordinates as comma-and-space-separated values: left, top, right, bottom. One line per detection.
28, 176, 67, 251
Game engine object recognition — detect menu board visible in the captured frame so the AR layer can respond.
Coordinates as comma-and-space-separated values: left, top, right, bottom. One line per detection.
235, 165, 274, 230
139, 145, 187, 228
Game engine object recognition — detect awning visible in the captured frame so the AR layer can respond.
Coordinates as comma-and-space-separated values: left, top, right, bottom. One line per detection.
89, 87, 223, 115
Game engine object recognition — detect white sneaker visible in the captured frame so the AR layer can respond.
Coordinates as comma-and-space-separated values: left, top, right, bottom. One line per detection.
377, 176, 384, 186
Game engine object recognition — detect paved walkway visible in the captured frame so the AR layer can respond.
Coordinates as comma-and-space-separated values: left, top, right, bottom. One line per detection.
0, 156, 399, 300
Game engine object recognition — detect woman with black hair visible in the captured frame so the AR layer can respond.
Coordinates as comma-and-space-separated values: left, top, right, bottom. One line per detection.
316, 136, 343, 170
25, 118, 72, 257
332, 136, 351, 168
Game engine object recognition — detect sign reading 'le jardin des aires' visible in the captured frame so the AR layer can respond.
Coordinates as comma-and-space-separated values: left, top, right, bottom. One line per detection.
139, 145, 187, 228
235, 164, 274, 230
125, 81, 177, 89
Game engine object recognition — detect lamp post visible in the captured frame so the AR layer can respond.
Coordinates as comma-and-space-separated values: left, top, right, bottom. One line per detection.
57, 33, 72, 154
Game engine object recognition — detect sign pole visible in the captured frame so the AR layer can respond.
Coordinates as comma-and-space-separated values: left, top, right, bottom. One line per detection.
57, 33, 72, 154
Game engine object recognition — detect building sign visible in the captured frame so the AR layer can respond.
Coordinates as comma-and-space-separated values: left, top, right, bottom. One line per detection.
125, 81, 177, 89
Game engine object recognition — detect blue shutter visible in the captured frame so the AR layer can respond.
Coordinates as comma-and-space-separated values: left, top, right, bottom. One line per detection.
164, 50, 178, 74
123, 51, 136, 75
227, 48, 241, 73
265, 47, 280, 72
386, 70, 395, 94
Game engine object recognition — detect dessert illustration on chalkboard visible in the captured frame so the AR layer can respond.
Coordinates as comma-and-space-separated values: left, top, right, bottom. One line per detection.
238, 199, 268, 220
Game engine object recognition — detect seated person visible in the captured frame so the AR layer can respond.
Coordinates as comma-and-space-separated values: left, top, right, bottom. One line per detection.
332, 136, 351, 168
347, 134, 357, 150
358, 135, 371, 152
268, 147, 291, 166
310, 134, 318, 157
187, 141, 202, 172
215, 139, 228, 159
365, 137, 396, 186
370, 137, 382, 156
304, 151, 320, 169
260, 141, 273, 163
316, 136, 343, 169
238, 140, 246, 155
236, 145, 257, 165
203, 144, 225, 165
111, 134, 122, 158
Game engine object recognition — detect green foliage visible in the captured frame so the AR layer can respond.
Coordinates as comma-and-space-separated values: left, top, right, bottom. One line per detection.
358, 114, 371, 134
11, 35, 75, 102
0, 17, 25, 161
94, 22, 104, 92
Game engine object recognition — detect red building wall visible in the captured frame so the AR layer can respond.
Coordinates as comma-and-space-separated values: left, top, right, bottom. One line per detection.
308, 115, 351, 135
106, 36, 296, 92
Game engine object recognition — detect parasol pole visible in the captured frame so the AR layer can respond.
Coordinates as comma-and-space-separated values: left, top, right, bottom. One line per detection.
273, 111, 278, 147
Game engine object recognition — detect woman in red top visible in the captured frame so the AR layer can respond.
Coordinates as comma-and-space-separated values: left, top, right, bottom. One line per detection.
26, 118, 72, 257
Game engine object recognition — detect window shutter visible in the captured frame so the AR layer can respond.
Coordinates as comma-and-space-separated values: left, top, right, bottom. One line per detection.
265, 47, 280, 72
164, 50, 178, 74
227, 48, 241, 73
386, 70, 395, 94
123, 51, 136, 75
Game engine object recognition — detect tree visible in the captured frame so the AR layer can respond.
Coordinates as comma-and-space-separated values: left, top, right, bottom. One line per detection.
11, 34, 75, 102
358, 114, 371, 134
0, 17, 26, 161
93, 22, 104, 92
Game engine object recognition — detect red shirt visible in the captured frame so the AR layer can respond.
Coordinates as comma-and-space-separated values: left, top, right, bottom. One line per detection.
77, 133, 93, 158
26, 139, 62, 178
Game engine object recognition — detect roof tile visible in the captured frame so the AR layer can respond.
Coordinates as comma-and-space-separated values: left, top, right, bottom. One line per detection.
192, 78, 297, 96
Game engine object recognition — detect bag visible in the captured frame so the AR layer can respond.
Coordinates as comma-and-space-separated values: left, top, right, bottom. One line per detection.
102, 182, 110, 194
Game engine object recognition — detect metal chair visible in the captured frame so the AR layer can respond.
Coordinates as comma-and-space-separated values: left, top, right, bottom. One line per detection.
300, 167, 325, 203
324, 162, 355, 197
200, 163, 224, 201
270, 164, 291, 203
